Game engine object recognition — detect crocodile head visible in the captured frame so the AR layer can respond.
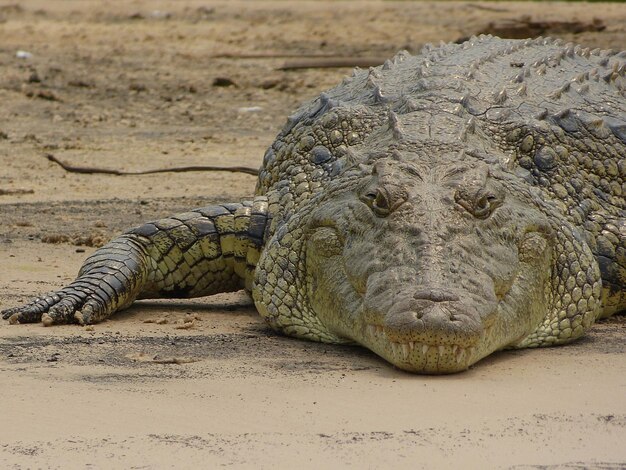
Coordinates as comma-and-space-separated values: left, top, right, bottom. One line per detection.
254, 147, 602, 374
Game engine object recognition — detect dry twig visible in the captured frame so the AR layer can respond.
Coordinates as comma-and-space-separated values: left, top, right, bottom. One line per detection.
45, 154, 259, 176
278, 57, 388, 70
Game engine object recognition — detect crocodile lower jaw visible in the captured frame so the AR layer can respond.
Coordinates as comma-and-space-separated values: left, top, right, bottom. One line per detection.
364, 323, 492, 372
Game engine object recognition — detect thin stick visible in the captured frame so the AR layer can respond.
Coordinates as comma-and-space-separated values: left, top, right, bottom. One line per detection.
210, 52, 389, 69
212, 52, 342, 59
278, 57, 388, 70
0, 188, 34, 195
45, 154, 259, 176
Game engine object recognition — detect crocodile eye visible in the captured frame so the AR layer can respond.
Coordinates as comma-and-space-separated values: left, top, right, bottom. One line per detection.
455, 189, 503, 219
362, 188, 391, 217
474, 193, 498, 217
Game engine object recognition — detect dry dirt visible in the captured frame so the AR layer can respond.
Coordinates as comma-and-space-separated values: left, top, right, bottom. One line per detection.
0, 1, 625, 468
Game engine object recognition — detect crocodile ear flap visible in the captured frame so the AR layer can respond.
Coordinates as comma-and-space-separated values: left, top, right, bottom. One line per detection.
515, 220, 603, 348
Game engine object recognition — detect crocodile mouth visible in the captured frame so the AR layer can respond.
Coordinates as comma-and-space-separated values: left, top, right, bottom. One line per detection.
364, 321, 494, 371
360, 292, 499, 373
365, 323, 480, 364
354, 263, 504, 371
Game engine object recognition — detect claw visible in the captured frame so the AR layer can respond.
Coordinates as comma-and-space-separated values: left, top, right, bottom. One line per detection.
4, 231, 150, 327
75, 303, 96, 325
41, 313, 55, 327
3, 305, 41, 324
2, 290, 68, 324
4, 282, 118, 326
74, 310, 86, 325
46, 297, 81, 325
2, 309, 14, 320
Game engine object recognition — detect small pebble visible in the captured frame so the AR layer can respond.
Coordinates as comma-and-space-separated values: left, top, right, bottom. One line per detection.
16, 50, 33, 59
238, 106, 263, 113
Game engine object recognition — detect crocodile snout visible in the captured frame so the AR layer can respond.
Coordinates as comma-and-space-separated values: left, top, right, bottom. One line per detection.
384, 298, 485, 344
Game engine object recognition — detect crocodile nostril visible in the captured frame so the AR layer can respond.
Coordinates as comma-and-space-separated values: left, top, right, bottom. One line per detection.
413, 287, 460, 302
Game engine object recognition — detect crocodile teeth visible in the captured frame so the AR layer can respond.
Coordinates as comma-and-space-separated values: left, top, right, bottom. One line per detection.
367, 325, 377, 337
438, 345, 445, 356
422, 344, 430, 355
408, 341, 415, 351
456, 347, 466, 364
400, 343, 410, 359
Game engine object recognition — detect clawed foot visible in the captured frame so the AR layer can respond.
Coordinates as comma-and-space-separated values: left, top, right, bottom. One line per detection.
2, 286, 112, 326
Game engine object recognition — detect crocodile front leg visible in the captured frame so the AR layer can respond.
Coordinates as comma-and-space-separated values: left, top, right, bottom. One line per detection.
2, 197, 269, 326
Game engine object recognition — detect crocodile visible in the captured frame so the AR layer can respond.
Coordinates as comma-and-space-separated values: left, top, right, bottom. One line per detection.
2, 36, 625, 374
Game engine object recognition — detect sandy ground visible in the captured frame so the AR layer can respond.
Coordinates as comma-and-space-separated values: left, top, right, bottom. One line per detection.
0, 1, 625, 468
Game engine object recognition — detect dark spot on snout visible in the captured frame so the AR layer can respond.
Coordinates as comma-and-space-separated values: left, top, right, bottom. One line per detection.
413, 287, 460, 302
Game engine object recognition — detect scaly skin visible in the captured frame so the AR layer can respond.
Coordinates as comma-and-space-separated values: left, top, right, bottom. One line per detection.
3, 36, 625, 374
